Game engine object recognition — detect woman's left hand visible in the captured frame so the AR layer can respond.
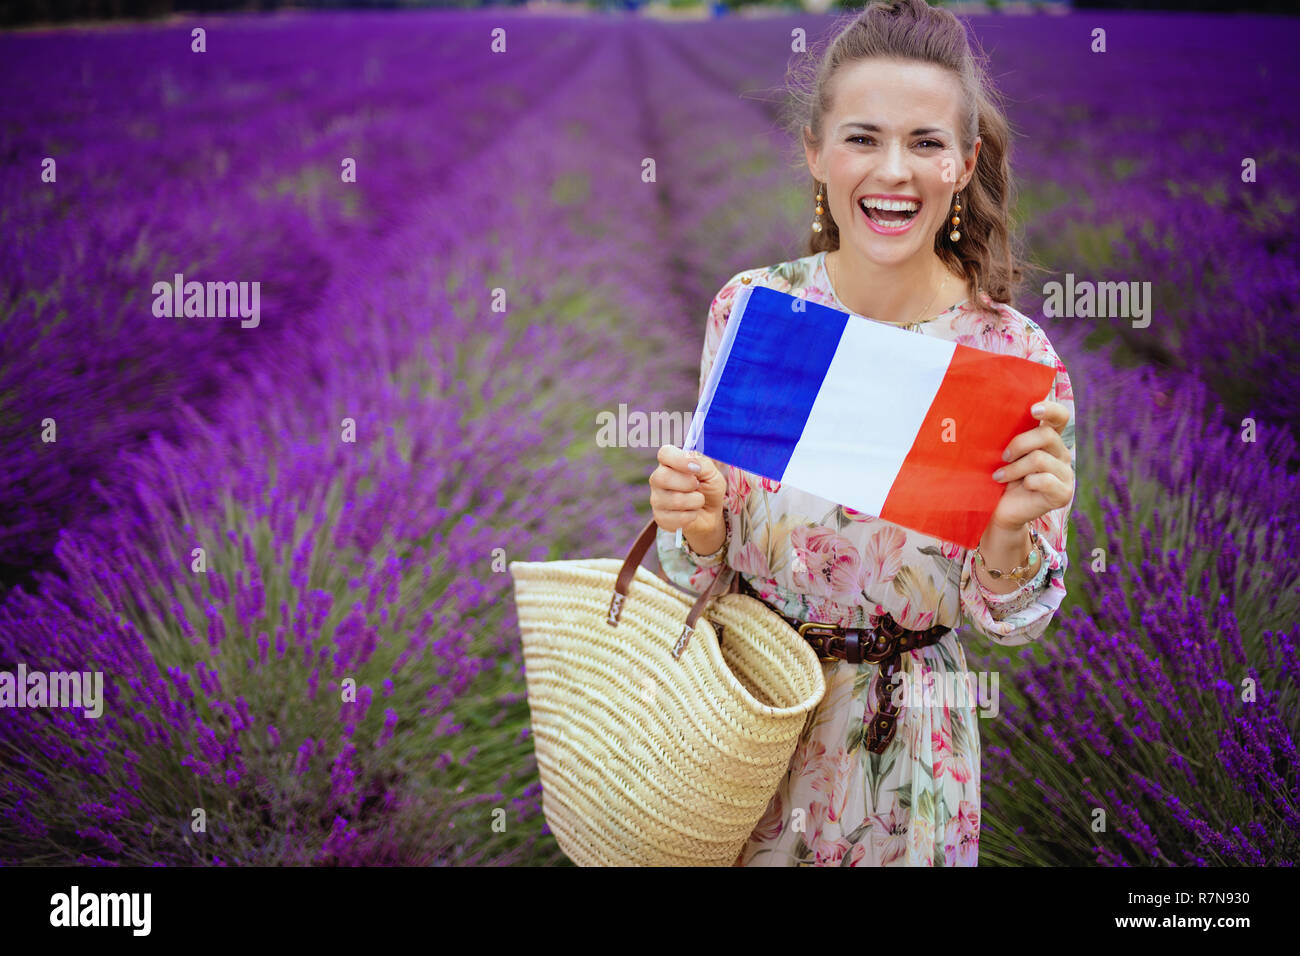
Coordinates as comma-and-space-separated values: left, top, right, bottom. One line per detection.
989, 400, 1074, 531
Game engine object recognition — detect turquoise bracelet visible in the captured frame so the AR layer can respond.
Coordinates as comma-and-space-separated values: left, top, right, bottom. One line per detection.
974, 526, 1044, 584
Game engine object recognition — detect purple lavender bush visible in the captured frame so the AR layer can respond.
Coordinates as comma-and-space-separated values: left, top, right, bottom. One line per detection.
989, 13, 1300, 455
0, 12, 685, 864
967, 340, 1299, 865
0, 11, 610, 592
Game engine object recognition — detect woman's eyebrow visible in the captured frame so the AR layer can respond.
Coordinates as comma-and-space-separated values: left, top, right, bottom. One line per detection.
840, 122, 949, 136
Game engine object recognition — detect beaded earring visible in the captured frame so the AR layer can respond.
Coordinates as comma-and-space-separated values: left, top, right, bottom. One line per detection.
949, 189, 963, 242
811, 182, 826, 235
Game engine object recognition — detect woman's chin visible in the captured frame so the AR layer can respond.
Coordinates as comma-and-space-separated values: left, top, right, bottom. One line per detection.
847, 236, 923, 265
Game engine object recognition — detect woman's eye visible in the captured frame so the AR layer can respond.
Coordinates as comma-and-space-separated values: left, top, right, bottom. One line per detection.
847, 136, 944, 149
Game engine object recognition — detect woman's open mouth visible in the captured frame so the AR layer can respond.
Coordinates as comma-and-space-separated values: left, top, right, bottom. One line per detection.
858, 197, 920, 235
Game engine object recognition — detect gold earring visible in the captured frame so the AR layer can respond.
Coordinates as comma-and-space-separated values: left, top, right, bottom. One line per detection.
811, 182, 826, 235
948, 189, 962, 242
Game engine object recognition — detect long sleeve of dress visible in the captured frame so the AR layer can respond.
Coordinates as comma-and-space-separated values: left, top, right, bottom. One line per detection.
655, 271, 751, 596
958, 331, 1076, 646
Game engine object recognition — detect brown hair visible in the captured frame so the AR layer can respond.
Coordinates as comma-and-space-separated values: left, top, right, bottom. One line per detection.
780, 0, 1034, 317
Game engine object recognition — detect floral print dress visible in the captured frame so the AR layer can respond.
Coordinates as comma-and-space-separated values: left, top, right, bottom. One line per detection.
656, 250, 1076, 866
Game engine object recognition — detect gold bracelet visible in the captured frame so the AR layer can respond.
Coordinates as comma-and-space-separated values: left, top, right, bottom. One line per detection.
682, 507, 731, 567
973, 527, 1043, 585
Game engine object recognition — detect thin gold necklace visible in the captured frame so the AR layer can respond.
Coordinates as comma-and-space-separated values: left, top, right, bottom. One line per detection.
828, 251, 950, 327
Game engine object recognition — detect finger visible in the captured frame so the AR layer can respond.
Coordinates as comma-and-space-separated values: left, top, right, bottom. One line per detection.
657, 443, 702, 475
655, 507, 709, 533
994, 448, 1068, 483
652, 488, 707, 512
651, 464, 699, 493
1021, 470, 1074, 507
1031, 423, 1069, 462
656, 509, 699, 528
655, 511, 700, 533
993, 448, 1071, 484
1001, 421, 1068, 466
1030, 399, 1069, 430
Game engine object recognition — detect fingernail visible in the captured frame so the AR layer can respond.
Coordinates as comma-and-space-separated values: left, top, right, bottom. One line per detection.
1031, 403, 1045, 416
687, 462, 701, 473
992, 468, 1006, 481
1001, 448, 1012, 462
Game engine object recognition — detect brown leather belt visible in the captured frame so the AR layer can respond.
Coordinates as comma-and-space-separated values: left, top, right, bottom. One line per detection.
734, 574, 950, 754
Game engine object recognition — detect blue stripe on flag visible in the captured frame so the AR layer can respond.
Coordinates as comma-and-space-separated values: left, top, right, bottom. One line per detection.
698, 286, 849, 482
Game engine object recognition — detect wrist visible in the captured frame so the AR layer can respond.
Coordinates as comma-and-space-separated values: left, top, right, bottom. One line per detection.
683, 509, 727, 563
982, 520, 1030, 549
974, 522, 1036, 594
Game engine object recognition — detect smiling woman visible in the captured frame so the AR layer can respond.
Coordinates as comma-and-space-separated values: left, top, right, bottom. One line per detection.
648, 0, 1077, 868
788, 1, 1027, 330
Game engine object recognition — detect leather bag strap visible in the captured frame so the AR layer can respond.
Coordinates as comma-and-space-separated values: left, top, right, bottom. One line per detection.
607, 517, 736, 661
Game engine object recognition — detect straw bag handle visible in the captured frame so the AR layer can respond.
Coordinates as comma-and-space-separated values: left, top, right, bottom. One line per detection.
608, 517, 737, 661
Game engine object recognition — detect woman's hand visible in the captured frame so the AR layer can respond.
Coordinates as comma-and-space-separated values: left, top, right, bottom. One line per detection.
988, 400, 1074, 531
649, 444, 727, 536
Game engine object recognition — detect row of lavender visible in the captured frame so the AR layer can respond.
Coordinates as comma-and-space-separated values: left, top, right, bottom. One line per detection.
0, 11, 595, 590
971, 338, 1299, 865
951, 15, 1300, 865
977, 13, 1300, 444
0, 13, 693, 864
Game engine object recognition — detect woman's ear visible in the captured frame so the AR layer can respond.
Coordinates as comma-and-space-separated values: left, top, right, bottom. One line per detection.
965, 136, 982, 186
802, 126, 823, 180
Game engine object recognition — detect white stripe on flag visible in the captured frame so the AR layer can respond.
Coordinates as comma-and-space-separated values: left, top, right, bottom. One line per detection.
779, 316, 956, 516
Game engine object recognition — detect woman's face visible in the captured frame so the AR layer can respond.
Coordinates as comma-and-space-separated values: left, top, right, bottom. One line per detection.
804, 57, 979, 267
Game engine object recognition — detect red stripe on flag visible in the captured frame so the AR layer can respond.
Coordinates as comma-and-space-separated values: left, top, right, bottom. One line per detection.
879, 344, 1058, 549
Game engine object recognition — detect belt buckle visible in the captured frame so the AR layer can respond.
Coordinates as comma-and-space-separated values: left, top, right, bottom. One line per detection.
862, 622, 897, 663
797, 621, 843, 662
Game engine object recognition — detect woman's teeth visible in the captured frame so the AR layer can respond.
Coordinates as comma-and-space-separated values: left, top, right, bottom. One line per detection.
859, 198, 920, 225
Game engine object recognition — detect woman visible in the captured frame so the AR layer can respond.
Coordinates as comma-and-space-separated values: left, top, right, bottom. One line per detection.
647, 0, 1076, 866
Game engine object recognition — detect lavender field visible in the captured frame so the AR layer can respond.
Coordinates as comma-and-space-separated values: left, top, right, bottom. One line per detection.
1, 9, 1298, 866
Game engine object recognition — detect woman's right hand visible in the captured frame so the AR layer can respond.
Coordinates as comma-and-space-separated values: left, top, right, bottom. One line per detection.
649, 444, 727, 538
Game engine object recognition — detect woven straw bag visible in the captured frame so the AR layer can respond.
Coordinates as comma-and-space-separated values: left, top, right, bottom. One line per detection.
508, 516, 827, 866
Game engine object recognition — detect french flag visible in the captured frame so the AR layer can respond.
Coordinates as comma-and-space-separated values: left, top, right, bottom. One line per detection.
682, 284, 1057, 549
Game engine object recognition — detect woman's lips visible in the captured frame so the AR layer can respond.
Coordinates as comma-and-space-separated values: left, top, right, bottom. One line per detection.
860, 201, 920, 235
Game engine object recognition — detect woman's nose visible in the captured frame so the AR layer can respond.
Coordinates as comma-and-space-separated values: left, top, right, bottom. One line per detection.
878, 141, 910, 181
